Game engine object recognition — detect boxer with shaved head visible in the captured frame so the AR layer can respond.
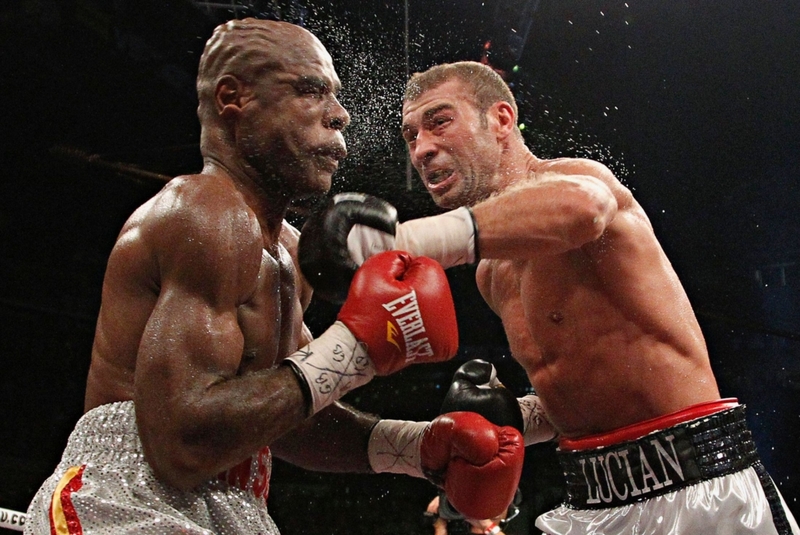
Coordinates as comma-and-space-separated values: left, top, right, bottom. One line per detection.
24, 24, 523, 535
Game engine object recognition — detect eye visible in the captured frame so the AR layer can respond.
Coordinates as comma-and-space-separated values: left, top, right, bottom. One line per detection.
303, 86, 325, 98
402, 130, 417, 144
427, 113, 453, 131
296, 79, 329, 99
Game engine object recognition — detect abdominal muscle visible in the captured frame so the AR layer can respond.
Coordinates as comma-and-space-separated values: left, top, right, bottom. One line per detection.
476, 254, 721, 438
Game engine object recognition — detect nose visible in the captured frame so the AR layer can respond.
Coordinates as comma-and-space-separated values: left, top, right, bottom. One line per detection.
325, 96, 350, 131
410, 130, 437, 168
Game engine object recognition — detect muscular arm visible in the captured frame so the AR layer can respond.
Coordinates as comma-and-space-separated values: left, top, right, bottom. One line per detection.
133, 184, 309, 490
472, 159, 624, 259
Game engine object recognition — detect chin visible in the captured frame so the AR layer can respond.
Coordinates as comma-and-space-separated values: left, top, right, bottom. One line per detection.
432, 190, 466, 210
285, 163, 329, 188
297, 172, 333, 198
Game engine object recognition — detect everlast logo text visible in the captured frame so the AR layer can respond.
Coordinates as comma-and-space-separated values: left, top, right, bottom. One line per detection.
560, 427, 703, 508
382, 290, 434, 362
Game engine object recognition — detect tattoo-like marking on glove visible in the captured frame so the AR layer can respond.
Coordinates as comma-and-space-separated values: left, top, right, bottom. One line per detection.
367, 419, 427, 478
372, 423, 428, 472
518, 395, 559, 444
519, 396, 546, 428
285, 322, 376, 415
299, 342, 370, 395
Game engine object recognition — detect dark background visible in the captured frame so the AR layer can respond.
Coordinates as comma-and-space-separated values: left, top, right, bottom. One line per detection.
1, 0, 798, 533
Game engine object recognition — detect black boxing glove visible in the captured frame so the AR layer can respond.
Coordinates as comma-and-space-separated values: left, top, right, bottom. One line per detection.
298, 193, 398, 304
440, 359, 524, 433
442, 360, 559, 447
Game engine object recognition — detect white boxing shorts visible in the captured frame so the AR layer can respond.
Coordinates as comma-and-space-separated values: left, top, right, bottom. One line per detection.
24, 401, 280, 535
536, 399, 799, 535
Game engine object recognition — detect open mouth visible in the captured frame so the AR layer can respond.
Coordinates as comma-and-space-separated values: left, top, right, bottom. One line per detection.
426, 168, 454, 186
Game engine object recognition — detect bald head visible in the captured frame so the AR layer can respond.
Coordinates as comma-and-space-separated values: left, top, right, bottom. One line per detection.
196, 18, 329, 123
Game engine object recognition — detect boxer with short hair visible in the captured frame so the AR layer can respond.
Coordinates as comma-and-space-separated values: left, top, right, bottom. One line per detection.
23, 26, 523, 535
299, 61, 799, 534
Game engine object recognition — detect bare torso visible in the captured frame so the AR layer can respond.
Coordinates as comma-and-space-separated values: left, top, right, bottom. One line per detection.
79, 168, 375, 487
475, 159, 720, 438
85, 172, 308, 411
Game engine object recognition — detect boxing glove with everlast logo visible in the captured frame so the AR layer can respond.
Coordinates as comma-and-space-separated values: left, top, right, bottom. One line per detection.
284, 250, 458, 415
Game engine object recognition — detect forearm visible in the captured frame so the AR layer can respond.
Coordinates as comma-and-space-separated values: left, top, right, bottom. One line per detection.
147, 318, 380, 489
470, 178, 617, 258
271, 401, 378, 472
141, 364, 309, 489
395, 178, 617, 263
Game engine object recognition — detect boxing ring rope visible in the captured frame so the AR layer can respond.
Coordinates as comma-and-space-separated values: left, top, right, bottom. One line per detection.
0, 506, 27, 532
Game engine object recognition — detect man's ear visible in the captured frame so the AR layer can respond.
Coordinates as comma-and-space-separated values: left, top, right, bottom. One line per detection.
491, 101, 517, 140
215, 75, 245, 119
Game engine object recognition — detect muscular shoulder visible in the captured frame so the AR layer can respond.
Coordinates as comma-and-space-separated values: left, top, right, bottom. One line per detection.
119, 174, 263, 300
537, 157, 634, 210
536, 157, 615, 184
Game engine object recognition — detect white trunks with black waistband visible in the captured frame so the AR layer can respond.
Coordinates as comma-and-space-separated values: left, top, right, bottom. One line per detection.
536, 399, 799, 535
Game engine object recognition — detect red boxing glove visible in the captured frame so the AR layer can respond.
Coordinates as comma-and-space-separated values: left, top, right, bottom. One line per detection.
337, 250, 458, 375
420, 412, 524, 520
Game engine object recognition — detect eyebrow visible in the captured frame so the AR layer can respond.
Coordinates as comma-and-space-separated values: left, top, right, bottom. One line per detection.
294, 75, 341, 94
402, 103, 454, 132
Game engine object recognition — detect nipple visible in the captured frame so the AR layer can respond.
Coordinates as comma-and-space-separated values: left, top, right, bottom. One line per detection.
548, 311, 564, 324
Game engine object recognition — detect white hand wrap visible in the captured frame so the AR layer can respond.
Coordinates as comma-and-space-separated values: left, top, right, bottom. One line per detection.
347, 206, 477, 268
367, 419, 429, 478
518, 394, 559, 445
395, 206, 478, 268
285, 321, 376, 415
347, 225, 396, 265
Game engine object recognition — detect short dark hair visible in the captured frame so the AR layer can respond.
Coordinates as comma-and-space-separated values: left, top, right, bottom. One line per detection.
404, 61, 518, 117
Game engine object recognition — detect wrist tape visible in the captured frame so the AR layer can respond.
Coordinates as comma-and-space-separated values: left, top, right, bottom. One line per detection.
396, 206, 478, 268
284, 321, 376, 416
367, 419, 428, 478
518, 394, 559, 445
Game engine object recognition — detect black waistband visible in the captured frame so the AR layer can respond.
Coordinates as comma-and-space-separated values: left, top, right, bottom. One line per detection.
557, 405, 760, 509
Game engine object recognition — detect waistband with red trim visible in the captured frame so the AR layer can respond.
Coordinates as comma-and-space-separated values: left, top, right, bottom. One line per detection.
556, 400, 760, 509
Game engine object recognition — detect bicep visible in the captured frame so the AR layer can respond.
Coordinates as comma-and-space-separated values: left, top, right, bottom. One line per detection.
135, 283, 244, 406
133, 205, 260, 436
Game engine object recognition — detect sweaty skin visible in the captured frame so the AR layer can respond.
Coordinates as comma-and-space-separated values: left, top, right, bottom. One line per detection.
83, 20, 374, 490
402, 78, 720, 438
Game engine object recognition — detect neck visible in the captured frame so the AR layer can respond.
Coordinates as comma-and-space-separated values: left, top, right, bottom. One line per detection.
201, 156, 289, 242
493, 139, 541, 192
